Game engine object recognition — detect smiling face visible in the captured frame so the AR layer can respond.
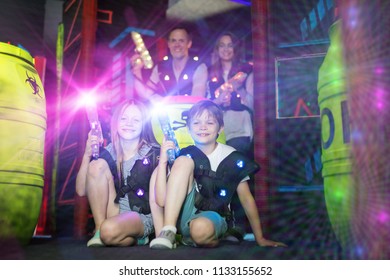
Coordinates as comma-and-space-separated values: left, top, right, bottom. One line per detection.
167, 28, 192, 60
217, 35, 234, 62
117, 104, 143, 142
188, 109, 222, 147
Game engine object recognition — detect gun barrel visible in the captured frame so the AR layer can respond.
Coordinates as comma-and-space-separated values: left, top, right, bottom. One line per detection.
131, 31, 153, 69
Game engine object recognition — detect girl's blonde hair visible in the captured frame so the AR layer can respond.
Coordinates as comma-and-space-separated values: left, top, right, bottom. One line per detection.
110, 99, 158, 183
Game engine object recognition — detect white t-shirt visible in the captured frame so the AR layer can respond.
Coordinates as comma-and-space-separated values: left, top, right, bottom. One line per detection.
206, 143, 249, 182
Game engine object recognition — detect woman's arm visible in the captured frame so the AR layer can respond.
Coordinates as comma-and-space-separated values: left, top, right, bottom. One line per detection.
236, 72, 254, 111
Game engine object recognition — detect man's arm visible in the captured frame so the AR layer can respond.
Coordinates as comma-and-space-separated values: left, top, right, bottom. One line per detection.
132, 57, 161, 101
191, 63, 208, 97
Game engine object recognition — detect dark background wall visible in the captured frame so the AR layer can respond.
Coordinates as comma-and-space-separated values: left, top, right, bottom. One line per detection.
0, 0, 46, 55
0, 0, 336, 240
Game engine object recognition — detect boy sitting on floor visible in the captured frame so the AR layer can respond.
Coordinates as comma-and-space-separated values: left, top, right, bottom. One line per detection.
149, 100, 286, 249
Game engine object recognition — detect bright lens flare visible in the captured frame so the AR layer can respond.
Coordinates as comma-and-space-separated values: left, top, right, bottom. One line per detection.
78, 90, 98, 109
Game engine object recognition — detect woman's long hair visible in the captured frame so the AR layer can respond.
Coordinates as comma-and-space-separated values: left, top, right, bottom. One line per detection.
110, 99, 158, 183
209, 32, 243, 80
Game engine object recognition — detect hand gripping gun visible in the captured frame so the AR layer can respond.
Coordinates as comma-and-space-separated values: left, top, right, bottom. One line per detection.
214, 71, 247, 98
85, 103, 103, 160
158, 112, 180, 166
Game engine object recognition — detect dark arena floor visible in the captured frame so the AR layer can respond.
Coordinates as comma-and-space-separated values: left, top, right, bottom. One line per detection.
2, 235, 341, 261
1, 189, 343, 260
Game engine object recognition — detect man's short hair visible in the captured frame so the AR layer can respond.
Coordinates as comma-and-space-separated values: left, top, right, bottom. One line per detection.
167, 24, 192, 41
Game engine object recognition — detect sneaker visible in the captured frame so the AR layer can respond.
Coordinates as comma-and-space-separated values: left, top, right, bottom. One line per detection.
137, 236, 149, 246
149, 229, 177, 249
87, 230, 105, 247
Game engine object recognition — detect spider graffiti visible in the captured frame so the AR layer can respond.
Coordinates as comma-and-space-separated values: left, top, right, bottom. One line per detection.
25, 71, 42, 98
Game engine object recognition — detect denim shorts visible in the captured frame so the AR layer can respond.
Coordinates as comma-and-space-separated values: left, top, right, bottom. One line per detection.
177, 183, 228, 246
119, 195, 154, 241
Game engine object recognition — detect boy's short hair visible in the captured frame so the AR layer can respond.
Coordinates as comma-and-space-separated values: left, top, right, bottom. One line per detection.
186, 100, 224, 128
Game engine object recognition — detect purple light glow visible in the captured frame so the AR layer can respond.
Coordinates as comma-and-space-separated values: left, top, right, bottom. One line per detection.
355, 246, 365, 257
375, 88, 384, 96
136, 189, 145, 197
348, 7, 359, 28
351, 129, 363, 142
377, 211, 388, 224
375, 88, 384, 109
375, 67, 384, 75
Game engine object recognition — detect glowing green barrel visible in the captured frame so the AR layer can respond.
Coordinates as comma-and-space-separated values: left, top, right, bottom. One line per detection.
0, 42, 47, 245
317, 21, 353, 248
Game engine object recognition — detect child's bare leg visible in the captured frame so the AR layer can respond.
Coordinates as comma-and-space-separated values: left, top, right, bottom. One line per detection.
164, 156, 195, 226
86, 159, 118, 231
149, 170, 164, 236
190, 217, 219, 247
100, 212, 144, 246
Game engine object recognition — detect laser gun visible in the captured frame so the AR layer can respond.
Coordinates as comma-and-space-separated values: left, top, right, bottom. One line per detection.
215, 71, 247, 98
131, 31, 153, 69
85, 104, 103, 160
158, 112, 180, 165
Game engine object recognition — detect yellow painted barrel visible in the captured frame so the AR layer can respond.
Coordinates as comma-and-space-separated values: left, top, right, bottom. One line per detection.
317, 21, 353, 248
151, 96, 226, 148
0, 42, 47, 245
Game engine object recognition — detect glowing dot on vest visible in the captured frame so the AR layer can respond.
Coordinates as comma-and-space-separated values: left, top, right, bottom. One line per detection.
186, 154, 192, 158
355, 246, 365, 257
236, 94, 240, 98
163, 56, 169, 61
164, 75, 170, 81
219, 189, 227, 197
211, 77, 218, 82
136, 188, 145, 197
236, 160, 245, 168
142, 158, 150, 165
193, 56, 199, 61
183, 74, 189, 80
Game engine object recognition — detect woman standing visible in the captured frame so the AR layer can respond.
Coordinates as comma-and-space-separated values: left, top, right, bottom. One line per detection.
208, 32, 254, 156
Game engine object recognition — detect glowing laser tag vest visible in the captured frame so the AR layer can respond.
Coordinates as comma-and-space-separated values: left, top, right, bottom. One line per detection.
179, 145, 260, 216
157, 57, 201, 96
99, 146, 160, 215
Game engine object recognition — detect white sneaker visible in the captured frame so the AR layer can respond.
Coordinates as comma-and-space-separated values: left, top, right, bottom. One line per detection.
87, 230, 105, 247
149, 230, 177, 249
